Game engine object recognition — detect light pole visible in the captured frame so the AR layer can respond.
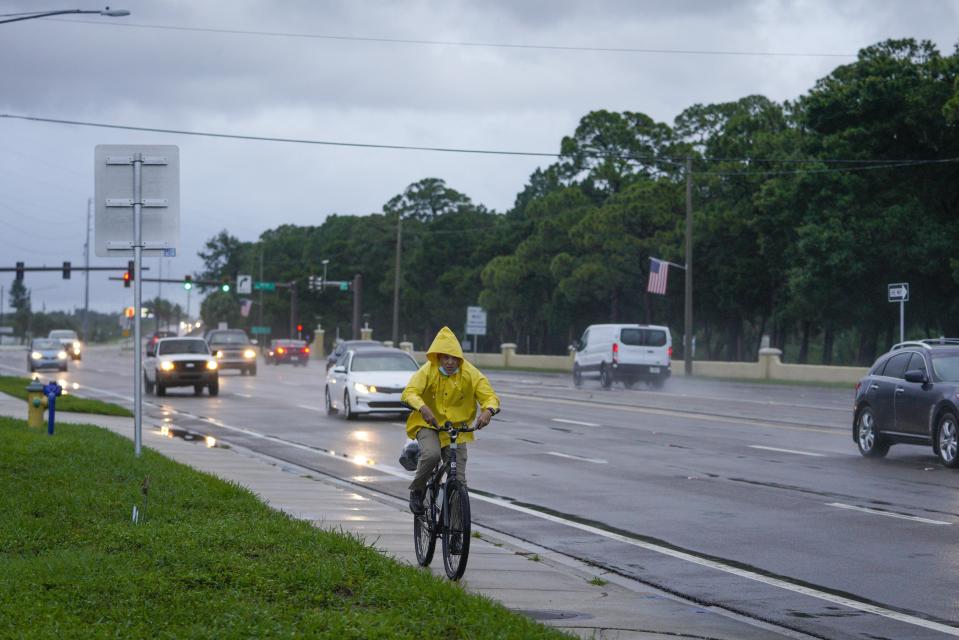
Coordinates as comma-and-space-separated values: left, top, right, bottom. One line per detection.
0, 7, 130, 24
321, 259, 329, 290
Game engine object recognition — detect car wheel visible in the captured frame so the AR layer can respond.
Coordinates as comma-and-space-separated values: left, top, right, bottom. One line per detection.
325, 388, 337, 415
208, 382, 219, 397
599, 364, 612, 389
194, 385, 204, 396
343, 391, 356, 421
856, 407, 889, 458
622, 378, 636, 389
249, 366, 257, 376
649, 378, 665, 390
60, 365, 67, 372
572, 364, 583, 388
936, 412, 959, 468
156, 382, 166, 397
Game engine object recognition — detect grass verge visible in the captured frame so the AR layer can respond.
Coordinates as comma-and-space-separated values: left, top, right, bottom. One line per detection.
0, 376, 133, 417
0, 416, 566, 639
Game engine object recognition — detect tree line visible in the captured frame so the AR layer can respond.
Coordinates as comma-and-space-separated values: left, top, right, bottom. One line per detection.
198, 39, 959, 366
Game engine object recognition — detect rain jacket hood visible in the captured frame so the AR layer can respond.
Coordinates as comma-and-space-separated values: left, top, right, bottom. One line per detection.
401, 326, 499, 446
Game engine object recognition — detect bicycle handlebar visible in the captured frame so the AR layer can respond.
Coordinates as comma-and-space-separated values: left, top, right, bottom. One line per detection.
440, 421, 477, 432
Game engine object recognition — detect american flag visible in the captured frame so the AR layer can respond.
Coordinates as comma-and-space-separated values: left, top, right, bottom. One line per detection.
647, 258, 669, 295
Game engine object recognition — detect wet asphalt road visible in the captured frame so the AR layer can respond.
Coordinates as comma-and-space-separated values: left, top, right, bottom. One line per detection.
7, 346, 959, 640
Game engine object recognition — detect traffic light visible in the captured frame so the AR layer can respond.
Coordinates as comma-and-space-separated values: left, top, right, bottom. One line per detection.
123, 260, 134, 287
296, 324, 303, 332
15, 262, 24, 281
124, 306, 135, 318
183, 275, 193, 291
62, 261, 71, 280
220, 279, 231, 293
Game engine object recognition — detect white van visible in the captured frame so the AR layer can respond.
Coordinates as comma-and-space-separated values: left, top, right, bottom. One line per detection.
572, 324, 672, 389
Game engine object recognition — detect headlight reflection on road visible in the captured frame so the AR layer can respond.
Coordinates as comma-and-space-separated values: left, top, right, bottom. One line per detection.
352, 430, 371, 443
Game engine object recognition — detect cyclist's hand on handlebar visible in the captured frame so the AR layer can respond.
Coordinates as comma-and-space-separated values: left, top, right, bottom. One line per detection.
419, 405, 438, 427
475, 408, 493, 430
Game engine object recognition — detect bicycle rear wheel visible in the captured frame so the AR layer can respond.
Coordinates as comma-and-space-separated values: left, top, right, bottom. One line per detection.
413, 485, 436, 566
442, 481, 471, 580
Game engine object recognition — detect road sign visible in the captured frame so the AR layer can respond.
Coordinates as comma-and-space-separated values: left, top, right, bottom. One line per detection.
94, 145, 180, 258
251, 326, 271, 335
466, 306, 487, 336
254, 281, 276, 291
888, 282, 909, 302
237, 274, 253, 295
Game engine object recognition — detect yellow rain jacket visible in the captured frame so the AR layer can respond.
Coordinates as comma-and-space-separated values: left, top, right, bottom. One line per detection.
402, 326, 500, 446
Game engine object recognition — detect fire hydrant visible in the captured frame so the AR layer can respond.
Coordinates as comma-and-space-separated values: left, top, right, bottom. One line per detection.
43, 381, 63, 435
26, 379, 48, 428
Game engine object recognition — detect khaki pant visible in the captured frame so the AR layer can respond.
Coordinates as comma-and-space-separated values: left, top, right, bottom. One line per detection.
409, 428, 468, 492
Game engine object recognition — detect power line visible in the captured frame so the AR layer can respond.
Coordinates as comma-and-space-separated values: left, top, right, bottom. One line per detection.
47, 18, 857, 59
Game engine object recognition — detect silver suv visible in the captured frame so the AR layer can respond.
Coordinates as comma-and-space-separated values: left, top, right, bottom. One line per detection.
206, 329, 257, 376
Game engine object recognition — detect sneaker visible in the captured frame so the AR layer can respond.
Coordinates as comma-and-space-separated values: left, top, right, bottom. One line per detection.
409, 490, 425, 515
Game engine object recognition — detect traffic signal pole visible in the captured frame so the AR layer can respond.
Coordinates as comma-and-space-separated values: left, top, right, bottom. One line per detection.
132, 154, 144, 458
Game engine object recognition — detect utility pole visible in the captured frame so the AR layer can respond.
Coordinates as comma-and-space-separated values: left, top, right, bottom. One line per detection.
289, 281, 297, 338
258, 249, 264, 326
82, 197, 91, 341
352, 273, 362, 340
684, 156, 694, 376
392, 215, 402, 344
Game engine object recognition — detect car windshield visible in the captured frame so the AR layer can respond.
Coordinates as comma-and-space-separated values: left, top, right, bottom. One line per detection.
210, 332, 249, 344
158, 339, 210, 355
49, 331, 77, 340
350, 353, 417, 372
933, 355, 959, 382
32, 340, 60, 350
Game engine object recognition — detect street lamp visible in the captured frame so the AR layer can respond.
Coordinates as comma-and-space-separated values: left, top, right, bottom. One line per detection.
0, 7, 130, 24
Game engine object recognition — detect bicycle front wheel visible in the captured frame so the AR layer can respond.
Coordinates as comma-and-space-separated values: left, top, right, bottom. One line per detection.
442, 481, 471, 580
414, 487, 436, 567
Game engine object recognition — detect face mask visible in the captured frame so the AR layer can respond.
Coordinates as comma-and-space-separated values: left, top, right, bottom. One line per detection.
438, 361, 459, 376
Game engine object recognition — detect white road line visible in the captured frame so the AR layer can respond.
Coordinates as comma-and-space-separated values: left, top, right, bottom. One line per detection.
297, 404, 325, 412
551, 418, 600, 427
234, 393, 253, 399
749, 445, 826, 458
545, 451, 607, 464
827, 502, 952, 526
33, 372, 959, 636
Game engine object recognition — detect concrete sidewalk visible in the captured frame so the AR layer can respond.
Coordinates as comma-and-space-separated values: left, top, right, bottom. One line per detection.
0, 393, 801, 640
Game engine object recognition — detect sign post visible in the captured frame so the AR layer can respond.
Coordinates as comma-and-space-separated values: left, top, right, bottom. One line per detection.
465, 306, 487, 354
888, 282, 910, 343
96, 145, 180, 458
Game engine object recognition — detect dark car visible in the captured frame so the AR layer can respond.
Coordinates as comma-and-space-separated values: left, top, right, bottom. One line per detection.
265, 339, 310, 366
206, 329, 257, 376
325, 339, 382, 371
853, 339, 959, 467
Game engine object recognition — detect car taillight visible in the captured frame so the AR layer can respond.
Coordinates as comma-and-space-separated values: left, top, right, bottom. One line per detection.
667, 346, 673, 359
302, 347, 309, 353
277, 347, 286, 354
612, 342, 619, 363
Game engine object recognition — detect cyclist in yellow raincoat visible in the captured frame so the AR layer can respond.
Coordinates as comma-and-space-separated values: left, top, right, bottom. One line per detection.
402, 326, 500, 514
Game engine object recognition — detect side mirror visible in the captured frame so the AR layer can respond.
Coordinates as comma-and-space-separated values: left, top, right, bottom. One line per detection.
332, 365, 346, 374
904, 369, 928, 384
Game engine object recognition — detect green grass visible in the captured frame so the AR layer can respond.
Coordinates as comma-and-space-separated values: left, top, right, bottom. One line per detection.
0, 376, 133, 417
0, 417, 567, 639
588, 577, 608, 587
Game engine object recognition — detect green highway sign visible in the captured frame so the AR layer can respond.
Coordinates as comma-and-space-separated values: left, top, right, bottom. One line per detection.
340, 282, 349, 291
251, 326, 271, 335
254, 281, 276, 291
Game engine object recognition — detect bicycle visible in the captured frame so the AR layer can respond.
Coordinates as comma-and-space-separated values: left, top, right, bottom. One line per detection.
413, 421, 475, 580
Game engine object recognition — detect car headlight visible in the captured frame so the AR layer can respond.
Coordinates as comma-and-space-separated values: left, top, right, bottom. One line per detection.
72, 342, 82, 353
243, 349, 256, 359
215, 350, 223, 358
31, 351, 41, 360
160, 361, 175, 371
57, 351, 68, 360
206, 360, 218, 370
354, 382, 370, 395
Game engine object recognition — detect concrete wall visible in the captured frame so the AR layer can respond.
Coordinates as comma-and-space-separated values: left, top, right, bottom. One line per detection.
403, 343, 866, 385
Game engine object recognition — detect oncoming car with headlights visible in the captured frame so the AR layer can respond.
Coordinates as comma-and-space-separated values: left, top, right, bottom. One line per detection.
325, 348, 419, 419
48, 329, 82, 360
144, 337, 219, 397
28, 338, 69, 372
206, 329, 258, 376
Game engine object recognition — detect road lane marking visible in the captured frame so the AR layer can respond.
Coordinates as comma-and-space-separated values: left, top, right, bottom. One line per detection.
297, 404, 325, 412
551, 418, 599, 427
545, 451, 607, 464
43, 374, 959, 636
749, 445, 826, 457
234, 393, 253, 399
500, 391, 839, 434
827, 502, 952, 526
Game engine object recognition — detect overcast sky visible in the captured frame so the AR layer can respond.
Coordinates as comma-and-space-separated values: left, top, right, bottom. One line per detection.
1, 0, 956, 317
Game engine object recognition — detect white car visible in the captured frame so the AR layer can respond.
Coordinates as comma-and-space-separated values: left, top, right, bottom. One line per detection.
144, 337, 219, 397
325, 348, 419, 419
572, 323, 672, 389
49, 329, 82, 360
